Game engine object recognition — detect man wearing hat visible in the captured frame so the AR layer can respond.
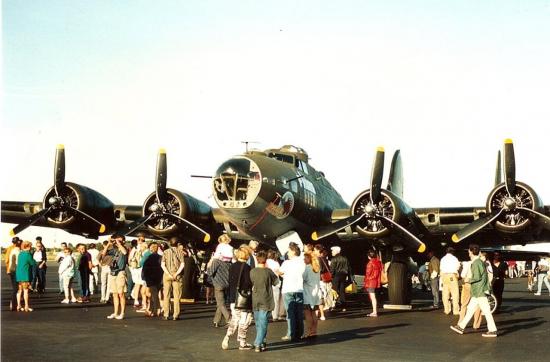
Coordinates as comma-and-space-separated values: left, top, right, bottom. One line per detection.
330, 246, 352, 312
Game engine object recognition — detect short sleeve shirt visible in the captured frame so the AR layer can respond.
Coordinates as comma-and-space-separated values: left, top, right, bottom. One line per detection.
162, 247, 185, 275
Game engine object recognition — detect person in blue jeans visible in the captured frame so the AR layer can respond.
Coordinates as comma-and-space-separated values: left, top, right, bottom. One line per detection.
250, 251, 280, 352
278, 243, 305, 341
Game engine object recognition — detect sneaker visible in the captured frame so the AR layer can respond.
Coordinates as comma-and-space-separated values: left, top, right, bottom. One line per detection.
450, 325, 464, 335
136, 308, 147, 313
107, 313, 117, 319
71, 298, 77, 303
255, 346, 262, 353
534, 293, 541, 296
320, 316, 326, 321
61, 299, 70, 304
239, 343, 253, 350
221, 336, 229, 350
482, 331, 497, 338
281, 335, 292, 341
115, 314, 124, 320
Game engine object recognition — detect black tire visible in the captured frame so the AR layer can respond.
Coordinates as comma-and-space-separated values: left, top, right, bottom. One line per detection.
388, 262, 411, 305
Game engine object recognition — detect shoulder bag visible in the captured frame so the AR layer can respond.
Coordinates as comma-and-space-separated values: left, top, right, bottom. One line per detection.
320, 257, 332, 283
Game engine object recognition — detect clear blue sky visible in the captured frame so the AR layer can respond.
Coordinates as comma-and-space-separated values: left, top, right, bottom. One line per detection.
2, 1, 550, 247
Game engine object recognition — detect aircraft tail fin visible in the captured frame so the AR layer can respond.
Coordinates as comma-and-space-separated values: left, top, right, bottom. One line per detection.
387, 150, 403, 198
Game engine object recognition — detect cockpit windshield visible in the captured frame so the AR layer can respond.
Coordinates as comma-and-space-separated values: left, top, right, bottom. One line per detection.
268, 152, 295, 165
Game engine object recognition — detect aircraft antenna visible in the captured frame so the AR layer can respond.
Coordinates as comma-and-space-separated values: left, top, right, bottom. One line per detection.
241, 141, 260, 153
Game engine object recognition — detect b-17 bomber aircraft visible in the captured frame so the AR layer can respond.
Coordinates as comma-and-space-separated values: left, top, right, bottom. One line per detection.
2, 139, 549, 305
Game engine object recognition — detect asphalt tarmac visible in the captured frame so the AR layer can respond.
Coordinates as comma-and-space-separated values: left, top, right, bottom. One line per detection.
2, 266, 549, 362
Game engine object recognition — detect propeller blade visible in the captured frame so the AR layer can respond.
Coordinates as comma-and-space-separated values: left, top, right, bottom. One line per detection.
387, 150, 403, 198
377, 214, 426, 253
494, 150, 502, 186
517, 207, 550, 232
54, 145, 66, 196
451, 209, 505, 243
370, 147, 385, 204
311, 214, 366, 241
165, 213, 211, 242
156, 149, 168, 204
68, 206, 106, 234
118, 213, 155, 236
10, 207, 52, 236
503, 139, 516, 196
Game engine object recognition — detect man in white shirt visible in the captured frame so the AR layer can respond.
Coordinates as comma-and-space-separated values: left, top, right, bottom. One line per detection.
440, 247, 461, 315
278, 243, 305, 342
56, 242, 68, 294
87, 243, 100, 296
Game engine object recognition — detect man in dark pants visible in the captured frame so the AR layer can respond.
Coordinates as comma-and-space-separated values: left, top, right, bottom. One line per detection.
330, 246, 352, 312
491, 252, 508, 313
427, 250, 440, 308
77, 244, 92, 303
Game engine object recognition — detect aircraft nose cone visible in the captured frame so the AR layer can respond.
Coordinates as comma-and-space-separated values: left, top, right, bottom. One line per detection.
213, 157, 262, 208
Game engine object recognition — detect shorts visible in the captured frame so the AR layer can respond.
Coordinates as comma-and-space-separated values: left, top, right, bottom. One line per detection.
304, 304, 319, 311
109, 271, 128, 294
366, 287, 376, 293
130, 268, 144, 285
18, 282, 31, 289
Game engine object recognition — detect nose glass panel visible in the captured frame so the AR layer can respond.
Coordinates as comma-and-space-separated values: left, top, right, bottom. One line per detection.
213, 157, 261, 208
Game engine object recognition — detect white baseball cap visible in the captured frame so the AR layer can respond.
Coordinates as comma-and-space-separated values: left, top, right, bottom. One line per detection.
331, 246, 341, 254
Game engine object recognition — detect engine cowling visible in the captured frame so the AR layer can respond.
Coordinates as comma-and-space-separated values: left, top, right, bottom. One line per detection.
141, 188, 212, 238
42, 182, 115, 231
486, 181, 543, 233
351, 189, 405, 238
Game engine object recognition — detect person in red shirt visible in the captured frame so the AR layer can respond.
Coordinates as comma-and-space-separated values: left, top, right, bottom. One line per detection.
364, 249, 383, 317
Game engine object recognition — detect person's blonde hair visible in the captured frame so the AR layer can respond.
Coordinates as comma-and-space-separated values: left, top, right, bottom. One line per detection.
235, 246, 250, 262
304, 252, 320, 273
21, 241, 32, 250
218, 234, 231, 244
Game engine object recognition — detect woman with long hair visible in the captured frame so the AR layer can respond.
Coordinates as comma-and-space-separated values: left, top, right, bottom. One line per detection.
303, 252, 321, 338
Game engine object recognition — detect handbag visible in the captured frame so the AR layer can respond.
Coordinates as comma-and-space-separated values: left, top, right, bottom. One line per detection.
234, 263, 252, 310
380, 270, 388, 284
345, 280, 358, 294
320, 258, 332, 283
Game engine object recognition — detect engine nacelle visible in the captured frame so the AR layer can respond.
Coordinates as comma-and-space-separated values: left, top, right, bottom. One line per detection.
486, 181, 543, 233
142, 188, 213, 238
43, 182, 115, 230
350, 189, 407, 238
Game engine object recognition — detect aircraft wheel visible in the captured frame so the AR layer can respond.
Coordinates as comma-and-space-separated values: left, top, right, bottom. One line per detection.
388, 262, 411, 305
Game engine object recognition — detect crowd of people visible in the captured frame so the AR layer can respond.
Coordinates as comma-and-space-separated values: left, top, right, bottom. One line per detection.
4, 233, 550, 347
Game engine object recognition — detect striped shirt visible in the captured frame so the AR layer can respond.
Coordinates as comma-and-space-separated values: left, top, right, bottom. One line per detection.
162, 247, 185, 275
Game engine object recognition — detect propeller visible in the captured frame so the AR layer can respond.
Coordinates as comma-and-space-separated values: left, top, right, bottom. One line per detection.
451, 209, 505, 243
503, 139, 515, 196
370, 147, 385, 204
311, 147, 425, 253
494, 150, 501, 186
312, 214, 366, 241
452, 139, 550, 243
119, 149, 211, 242
10, 145, 105, 236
